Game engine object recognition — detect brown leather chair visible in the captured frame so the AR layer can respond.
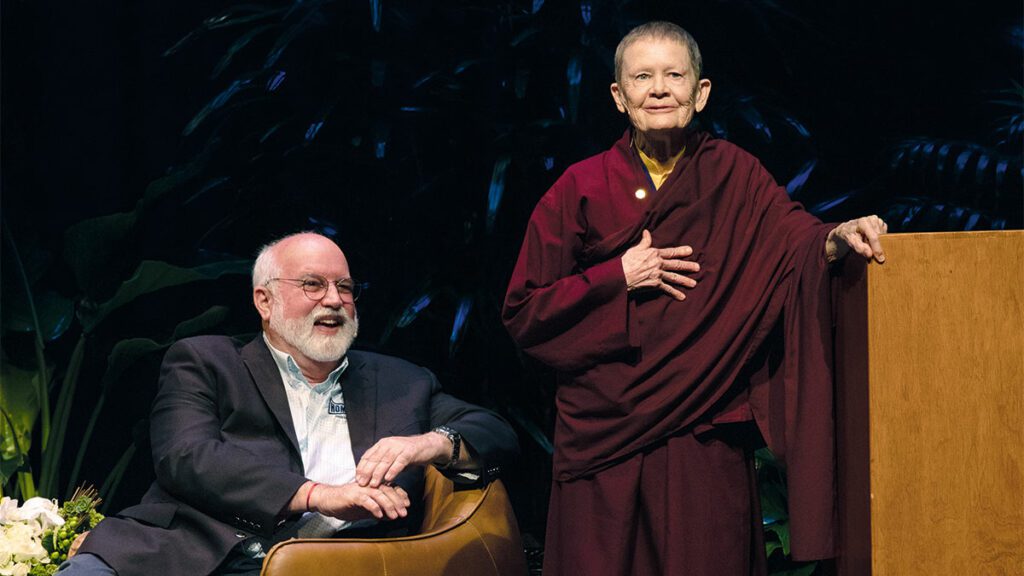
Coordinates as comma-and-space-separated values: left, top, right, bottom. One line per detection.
259, 467, 528, 576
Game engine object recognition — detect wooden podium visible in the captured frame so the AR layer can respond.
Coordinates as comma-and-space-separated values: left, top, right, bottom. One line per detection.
834, 231, 1024, 575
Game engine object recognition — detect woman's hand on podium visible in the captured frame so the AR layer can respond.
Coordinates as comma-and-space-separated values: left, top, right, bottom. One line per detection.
826, 215, 888, 264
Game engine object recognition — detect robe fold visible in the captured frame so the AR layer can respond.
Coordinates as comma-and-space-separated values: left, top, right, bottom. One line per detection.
503, 129, 837, 566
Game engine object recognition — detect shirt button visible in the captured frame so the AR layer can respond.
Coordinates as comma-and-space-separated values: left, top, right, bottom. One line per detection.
235, 531, 247, 539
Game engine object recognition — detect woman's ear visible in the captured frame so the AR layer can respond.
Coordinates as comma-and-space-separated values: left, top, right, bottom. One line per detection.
610, 83, 628, 114
694, 78, 712, 113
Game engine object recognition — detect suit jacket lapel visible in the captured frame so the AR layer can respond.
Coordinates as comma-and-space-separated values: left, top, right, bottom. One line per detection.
341, 351, 377, 462
241, 337, 302, 458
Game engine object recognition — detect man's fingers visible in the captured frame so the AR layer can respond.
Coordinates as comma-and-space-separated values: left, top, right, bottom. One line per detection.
381, 454, 412, 485
356, 444, 390, 486
357, 492, 385, 519
368, 447, 409, 487
358, 438, 412, 487
355, 450, 379, 486
368, 486, 409, 520
379, 485, 411, 516
368, 492, 399, 520
393, 485, 411, 506
317, 483, 414, 522
368, 458, 392, 488
358, 455, 393, 488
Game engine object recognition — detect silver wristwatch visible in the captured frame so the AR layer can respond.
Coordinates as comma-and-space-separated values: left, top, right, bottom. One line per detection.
431, 425, 461, 470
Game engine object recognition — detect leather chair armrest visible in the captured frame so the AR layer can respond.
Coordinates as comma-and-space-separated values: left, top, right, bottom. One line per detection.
260, 470, 526, 576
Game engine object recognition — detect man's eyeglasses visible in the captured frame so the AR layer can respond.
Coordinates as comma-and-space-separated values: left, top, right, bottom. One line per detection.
265, 276, 368, 301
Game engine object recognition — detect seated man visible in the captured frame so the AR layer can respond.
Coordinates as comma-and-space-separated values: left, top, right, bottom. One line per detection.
62, 232, 518, 576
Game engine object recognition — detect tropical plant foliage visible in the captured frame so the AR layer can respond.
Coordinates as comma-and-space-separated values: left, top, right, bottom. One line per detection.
2, 216, 249, 506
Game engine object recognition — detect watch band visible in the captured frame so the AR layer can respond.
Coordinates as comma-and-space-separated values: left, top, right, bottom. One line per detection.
431, 425, 461, 470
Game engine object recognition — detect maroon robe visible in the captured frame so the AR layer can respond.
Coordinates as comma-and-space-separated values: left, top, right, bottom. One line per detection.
503, 130, 837, 572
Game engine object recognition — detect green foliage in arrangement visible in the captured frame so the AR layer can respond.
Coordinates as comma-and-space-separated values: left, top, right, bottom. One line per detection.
29, 487, 105, 575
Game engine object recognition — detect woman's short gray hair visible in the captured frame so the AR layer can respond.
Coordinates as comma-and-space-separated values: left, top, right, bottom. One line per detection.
614, 21, 703, 84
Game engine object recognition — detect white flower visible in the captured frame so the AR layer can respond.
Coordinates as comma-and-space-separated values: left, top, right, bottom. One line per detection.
14, 498, 65, 532
0, 521, 50, 575
0, 562, 31, 576
0, 498, 18, 525
0, 497, 62, 575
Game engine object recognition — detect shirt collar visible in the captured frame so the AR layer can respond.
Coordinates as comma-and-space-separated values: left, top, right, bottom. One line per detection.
262, 332, 349, 392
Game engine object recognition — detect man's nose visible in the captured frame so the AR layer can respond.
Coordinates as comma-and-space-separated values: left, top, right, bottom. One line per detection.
319, 283, 344, 308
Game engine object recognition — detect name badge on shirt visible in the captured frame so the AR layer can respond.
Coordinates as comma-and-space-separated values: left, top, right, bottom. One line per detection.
328, 392, 346, 416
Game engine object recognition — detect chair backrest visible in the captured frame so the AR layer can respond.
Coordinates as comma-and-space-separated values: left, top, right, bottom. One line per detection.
260, 467, 528, 576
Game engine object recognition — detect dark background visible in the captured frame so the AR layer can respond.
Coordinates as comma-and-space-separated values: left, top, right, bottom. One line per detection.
3, 0, 1021, 566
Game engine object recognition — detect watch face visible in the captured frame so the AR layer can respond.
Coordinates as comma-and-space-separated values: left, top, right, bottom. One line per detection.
433, 426, 457, 440
432, 426, 460, 468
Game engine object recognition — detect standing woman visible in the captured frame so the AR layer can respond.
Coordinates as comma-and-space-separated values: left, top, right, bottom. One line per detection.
503, 21, 885, 576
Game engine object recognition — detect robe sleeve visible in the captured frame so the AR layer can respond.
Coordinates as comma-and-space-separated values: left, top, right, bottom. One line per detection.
746, 160, 838, 559
753, 160, 829, 253
502, 173, 634, 372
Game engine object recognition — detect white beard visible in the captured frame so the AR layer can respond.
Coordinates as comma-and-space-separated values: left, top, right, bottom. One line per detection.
270, 303, 358, 363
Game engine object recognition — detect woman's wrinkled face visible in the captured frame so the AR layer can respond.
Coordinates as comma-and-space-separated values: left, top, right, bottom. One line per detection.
610, 38, 711, 135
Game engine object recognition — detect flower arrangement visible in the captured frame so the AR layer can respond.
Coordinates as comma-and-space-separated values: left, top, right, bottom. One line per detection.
0, 487, 103, 576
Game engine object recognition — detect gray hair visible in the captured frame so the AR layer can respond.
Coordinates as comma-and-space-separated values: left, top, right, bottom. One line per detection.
614, 21, 703, 85
252, 241, 281, 289
252, 231, 321, 288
